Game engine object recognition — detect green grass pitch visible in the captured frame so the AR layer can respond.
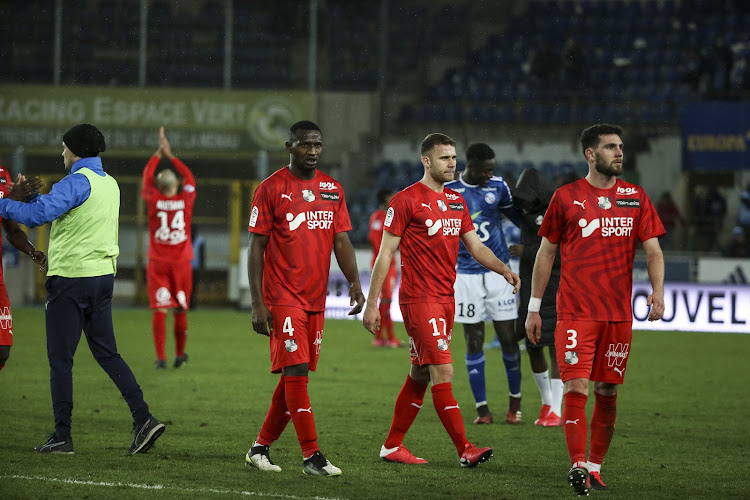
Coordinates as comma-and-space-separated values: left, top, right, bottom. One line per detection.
1, 307, 748, 499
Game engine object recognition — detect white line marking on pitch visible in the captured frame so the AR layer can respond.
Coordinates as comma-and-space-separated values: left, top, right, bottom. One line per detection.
2, 475, 347, 500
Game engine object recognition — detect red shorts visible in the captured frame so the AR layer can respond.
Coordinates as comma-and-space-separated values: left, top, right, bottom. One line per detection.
381, 264, 397, 302
555, 320, 632, 384
400, 301, 454, 367
146, 259, 193, 310
268, 305, 324, 374
0, 282, 11, 346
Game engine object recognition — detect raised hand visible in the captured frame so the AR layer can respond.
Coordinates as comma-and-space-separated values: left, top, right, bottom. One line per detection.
160, 126, 174, 159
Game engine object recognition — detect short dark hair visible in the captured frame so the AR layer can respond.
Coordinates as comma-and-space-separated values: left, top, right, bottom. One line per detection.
289, 120, 321, 141
376, 188, 393, 205
466, 143, 495, 164
580, 123, 623, 155
421, 133, 456, 156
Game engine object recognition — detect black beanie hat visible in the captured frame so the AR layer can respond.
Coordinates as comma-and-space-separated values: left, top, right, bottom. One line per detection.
63, 124, 106, 157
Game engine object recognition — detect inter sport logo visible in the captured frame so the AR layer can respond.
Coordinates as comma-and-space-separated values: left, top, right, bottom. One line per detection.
425, 218, 443, 236
578, 218, 600, 237
286, 211, 334, 231
579, 217, 634, 237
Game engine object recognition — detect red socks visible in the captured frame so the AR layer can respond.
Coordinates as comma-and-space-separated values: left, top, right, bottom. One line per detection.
284, 375, 318, 458
173, 311, 188, 357
256, 376, 291, 446
152, 310, 167, 360
384, 375, 427, 449
379, 302, 395, 341
563, 391, 588, 466
588, 392, 617, 465
431, 382, 469, 454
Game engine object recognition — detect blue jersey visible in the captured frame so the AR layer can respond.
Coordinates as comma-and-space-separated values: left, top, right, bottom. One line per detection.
445, 174, 518, 274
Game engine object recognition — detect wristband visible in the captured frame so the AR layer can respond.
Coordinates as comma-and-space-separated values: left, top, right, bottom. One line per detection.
528, 297, 542, 313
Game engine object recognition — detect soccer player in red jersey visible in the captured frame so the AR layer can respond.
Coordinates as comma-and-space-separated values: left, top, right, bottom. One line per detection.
367, 188, 402, 348
363, 133, 520, 468
245, 121, 365, 477
525, 124, 666, 496
0, 169, 48, 372
142, 127, 196, 369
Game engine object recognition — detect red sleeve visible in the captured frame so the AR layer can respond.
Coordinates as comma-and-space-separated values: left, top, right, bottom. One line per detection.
384, 192, 409, 237
333, 187, 352, 233
638, 192, 667, 241
539, 190, 565, 243
248, 180, 273, 236
142, 155, 160, 200
170, 157, 196, 194
458, 195, 474, 236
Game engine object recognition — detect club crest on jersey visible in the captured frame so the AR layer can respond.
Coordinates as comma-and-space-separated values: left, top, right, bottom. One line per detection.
302, 190, 315, 202
597, 197, 611, 210
285, 339, 298, 353
535, 214, 544, 226
564, 351, 579, 365
437, 200, 447, 212
484, 192, 496, 204
0, 178, 6, 185
437, 338, 448, 351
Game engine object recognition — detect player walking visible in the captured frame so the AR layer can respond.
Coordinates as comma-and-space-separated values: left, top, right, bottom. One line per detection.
445, 143, 524, 425
367, 188, 402, 347
363, 133, 519, 467
526, 124, 665, 495
245, 121, 364, 476
142, 127, 196, 369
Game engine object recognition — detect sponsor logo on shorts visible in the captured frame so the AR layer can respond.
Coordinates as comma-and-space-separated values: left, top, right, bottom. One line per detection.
0, 307, 11, 330
285, 339, 298, 353
155, 287, 172, 306
564, 351, 579, 365
605, 342, 629, 368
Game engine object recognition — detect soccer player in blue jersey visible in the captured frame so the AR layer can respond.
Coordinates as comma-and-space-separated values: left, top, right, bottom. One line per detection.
445, 143, 523, 424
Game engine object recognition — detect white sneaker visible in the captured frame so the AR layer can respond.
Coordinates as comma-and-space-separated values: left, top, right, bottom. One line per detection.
245, 441, 282, 472
303, 450, 342, 476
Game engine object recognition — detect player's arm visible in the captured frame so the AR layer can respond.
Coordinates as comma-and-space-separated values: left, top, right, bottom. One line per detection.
333, 231, 365, 315
461, 229, 520, 292
248, 232, 272, 336
142, 153, 160, 195
642, 236, 665, 321
2, 219, 47, 272
363, 230, 400, 334
525, 236, 557, 344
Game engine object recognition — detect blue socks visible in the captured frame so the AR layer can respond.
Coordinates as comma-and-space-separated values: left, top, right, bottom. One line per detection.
502, 350, 522, 396
465, 352, 487, 407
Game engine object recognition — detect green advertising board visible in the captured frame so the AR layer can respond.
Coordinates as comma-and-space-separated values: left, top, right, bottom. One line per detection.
0, 85, 315, 159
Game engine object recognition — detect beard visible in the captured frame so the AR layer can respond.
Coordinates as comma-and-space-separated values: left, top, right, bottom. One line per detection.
594, 154, 623, 177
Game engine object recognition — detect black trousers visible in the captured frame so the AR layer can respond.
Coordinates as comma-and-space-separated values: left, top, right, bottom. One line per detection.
45, 275, 150, 438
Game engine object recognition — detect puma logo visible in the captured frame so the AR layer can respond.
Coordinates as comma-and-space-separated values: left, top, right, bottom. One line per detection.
281, 193, 292, 201
565, 419, 580, 425
443, 405, 460, 410
411, 403, 422, 409
297, 407, 312, 413
614, 366, 624, 377
421, 203, 432, 210
573, 200, 586, 209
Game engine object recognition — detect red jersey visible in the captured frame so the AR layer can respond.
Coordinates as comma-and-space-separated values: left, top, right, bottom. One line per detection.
384, 182, 473, 304
368, 208, 396, 272
539, 178, 665, 322
0, 166, 10, 282
248, 167, 352, 312
142, 156, 196, 263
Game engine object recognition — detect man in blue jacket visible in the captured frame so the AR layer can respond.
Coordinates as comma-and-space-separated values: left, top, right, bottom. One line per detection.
0, 124, 164, 455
